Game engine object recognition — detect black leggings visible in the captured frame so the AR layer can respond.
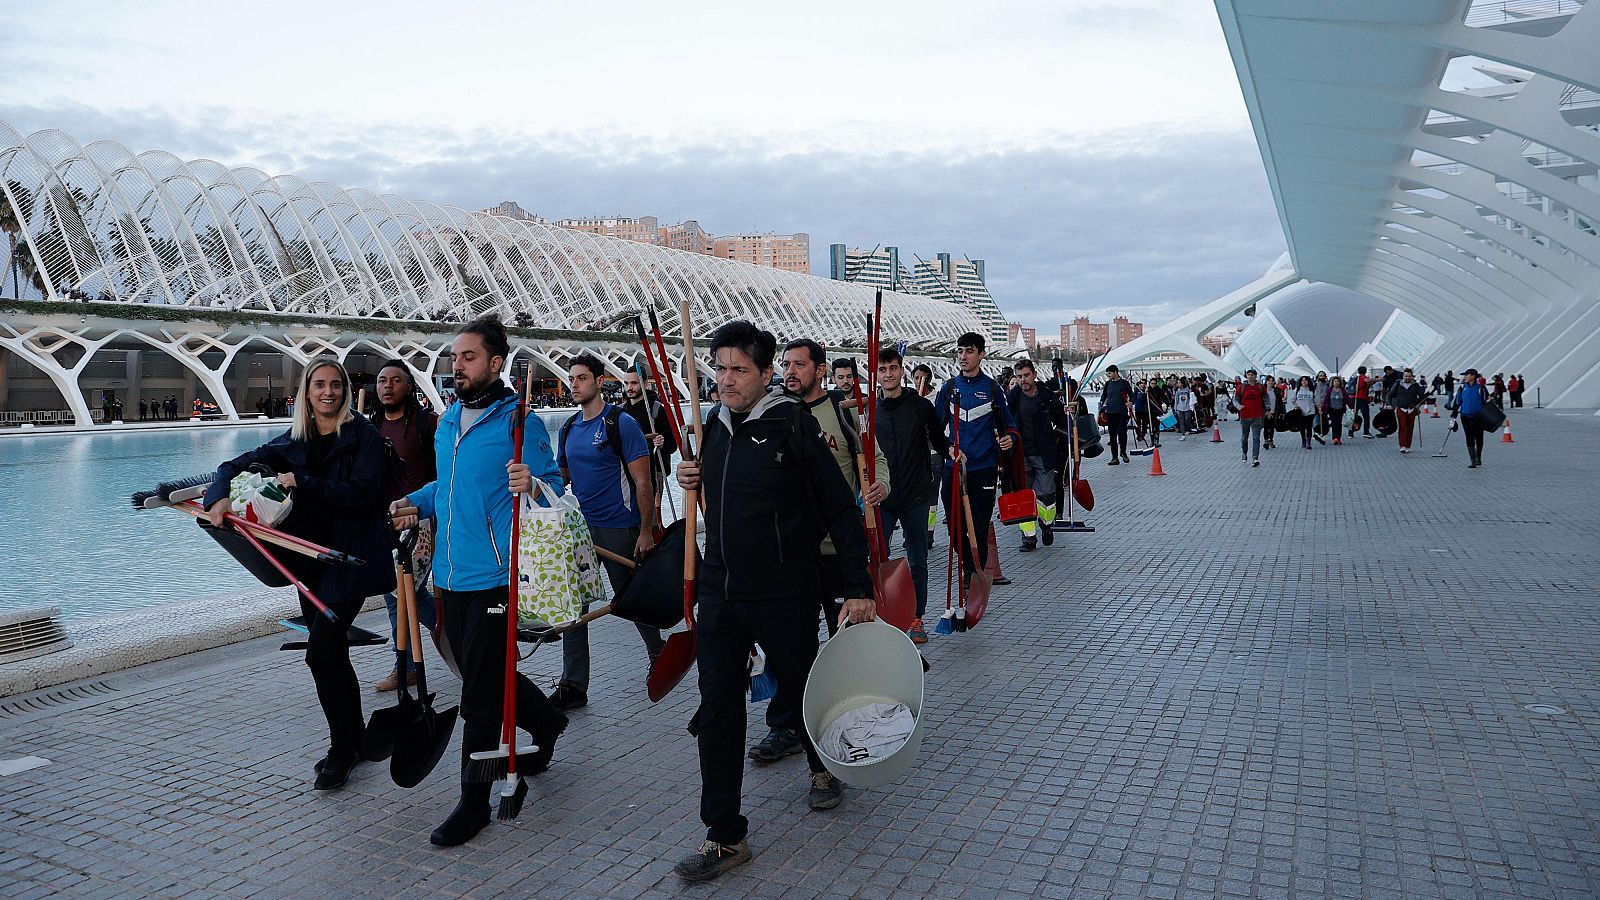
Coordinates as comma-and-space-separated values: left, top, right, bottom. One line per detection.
1105, 413, 1129, 457
1463, 420, 1486, 459
1299, 418, 1313, 447
302, 593, 365, 757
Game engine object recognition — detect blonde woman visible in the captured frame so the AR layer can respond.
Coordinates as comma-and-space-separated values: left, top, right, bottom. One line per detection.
203, 357, 394, 790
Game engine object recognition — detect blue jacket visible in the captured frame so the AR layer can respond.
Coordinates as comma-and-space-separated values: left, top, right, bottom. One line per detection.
935, 372, 1018, 473
408, 391, 565, 592
1454, 382, 1488, 418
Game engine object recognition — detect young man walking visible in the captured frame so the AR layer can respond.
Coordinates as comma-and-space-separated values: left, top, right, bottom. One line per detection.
1235, 369, 1268, 467
874, 346, 948, 644
1352, 366, 1373, 438
619, 368, 677, 507
1387, 368, 1426, 454
672, 321, 875, 882
372, 359, 439, 693
1099, 364, 1133, 464
391, 315, 570, 847
553, 354, 665, 710
1005, 359, 1068, 553
935, 332, 1018, 589
747, 338, 886, 763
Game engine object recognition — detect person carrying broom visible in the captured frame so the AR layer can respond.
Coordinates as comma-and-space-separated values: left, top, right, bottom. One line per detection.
202, 356, 394, 791
389, 314, 570, 847
934, 332, 1018, 591
672, 320, 875, 882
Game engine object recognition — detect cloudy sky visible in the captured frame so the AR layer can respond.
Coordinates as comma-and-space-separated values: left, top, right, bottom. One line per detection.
0, 0, 1286, 336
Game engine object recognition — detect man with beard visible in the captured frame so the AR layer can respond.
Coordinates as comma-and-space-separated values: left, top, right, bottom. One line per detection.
390, 315, 569, 847
372, 359, 439, 692
551, 354, 663, 710
831, 357, 858, 397
618, 369, 677, 508
672, 320, 874, 882
746, 338, 887, 765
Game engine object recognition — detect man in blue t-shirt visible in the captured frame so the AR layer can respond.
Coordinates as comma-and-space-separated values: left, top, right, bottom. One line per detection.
554, 354, 664, 710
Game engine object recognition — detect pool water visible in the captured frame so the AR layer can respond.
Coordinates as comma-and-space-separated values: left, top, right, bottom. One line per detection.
0, 411, 691, 621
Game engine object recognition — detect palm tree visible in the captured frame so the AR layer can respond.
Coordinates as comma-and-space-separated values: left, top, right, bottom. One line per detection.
1, 181, 35, 299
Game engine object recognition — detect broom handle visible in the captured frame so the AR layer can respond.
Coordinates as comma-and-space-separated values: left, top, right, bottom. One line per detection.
593, 545, 638, 570
503, 371, 532, 766
678, 299, 702, 629
230, 521, 338, 622
171, 499, 350, 565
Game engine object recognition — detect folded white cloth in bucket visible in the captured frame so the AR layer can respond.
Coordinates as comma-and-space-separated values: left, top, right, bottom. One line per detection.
819, 702, 915, 764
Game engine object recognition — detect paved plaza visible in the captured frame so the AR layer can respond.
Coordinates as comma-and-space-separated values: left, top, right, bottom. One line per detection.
3, 410, 1598, 899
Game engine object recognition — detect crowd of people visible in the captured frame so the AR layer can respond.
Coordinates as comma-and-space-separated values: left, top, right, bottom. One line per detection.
196, 313, 1523, 882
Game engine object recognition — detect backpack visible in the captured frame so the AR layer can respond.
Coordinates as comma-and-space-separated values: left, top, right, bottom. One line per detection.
558, 405, 626, 473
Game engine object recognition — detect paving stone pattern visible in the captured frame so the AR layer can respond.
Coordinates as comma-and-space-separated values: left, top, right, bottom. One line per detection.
2, 409, 1598, 898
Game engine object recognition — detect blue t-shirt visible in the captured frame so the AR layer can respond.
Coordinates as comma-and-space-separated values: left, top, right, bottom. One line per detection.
564, 405, 650, 529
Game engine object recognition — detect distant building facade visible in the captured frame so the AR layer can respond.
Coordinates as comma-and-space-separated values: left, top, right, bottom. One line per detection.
1060, 315, 1144, 355
1006, 323, 1037, 350
481, 203, 806, 272
829, 244, 1007, 344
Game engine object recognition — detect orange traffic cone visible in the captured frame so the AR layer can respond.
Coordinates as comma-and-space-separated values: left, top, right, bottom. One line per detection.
1210, 421, 1223, 442
1429, 402, 1439, 418
1501, 417, 1514, 443
1148, 445, 1166, 476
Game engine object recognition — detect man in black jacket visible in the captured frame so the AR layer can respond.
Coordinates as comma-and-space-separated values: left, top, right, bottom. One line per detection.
619, 368, 677, 504
1005, 359, 1069, 553
673, 320, 875, 883
873, 346, 949, 644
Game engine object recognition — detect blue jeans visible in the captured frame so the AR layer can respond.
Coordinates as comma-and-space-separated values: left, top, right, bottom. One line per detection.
384, 581, 436, 673
1239, 417, 1263, 460
881, 502, 932, 618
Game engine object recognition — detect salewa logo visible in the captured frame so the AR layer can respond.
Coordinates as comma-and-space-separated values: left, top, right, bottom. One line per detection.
750, 436, 768, 444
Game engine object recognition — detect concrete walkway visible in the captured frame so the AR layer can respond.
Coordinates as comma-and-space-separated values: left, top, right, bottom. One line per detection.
2, 409, 1597, 898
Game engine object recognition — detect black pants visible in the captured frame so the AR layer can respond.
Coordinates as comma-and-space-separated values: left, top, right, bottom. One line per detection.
1463, 419, 1486, 461
302, 593, 365, 757
437, 585, 566, 778
764, 556, 845, 733
942, 465, 996, 578
1105, 413, 1129, 458
562, 524, 664, 690
1299, 418, 1313, 448
695, 590, 826, 845
1354, 399, 1371, 435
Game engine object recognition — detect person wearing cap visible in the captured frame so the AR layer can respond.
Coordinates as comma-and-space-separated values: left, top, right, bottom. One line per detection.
1450, 369, 1492, 468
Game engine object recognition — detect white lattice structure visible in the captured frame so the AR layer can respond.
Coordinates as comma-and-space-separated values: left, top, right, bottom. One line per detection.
0, 122, 981, 344
1109, 1, 1600, 408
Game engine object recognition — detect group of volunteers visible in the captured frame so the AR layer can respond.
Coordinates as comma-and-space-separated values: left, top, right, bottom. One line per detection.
200, 314, 1057, 882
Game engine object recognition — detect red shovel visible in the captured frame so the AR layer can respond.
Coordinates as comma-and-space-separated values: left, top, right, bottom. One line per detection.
849, 306, 915, 631
646, 299, 703, 702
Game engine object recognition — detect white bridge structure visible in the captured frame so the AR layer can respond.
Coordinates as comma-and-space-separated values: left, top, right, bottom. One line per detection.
0, 121, 988, 426
1106, 0, 1599, 408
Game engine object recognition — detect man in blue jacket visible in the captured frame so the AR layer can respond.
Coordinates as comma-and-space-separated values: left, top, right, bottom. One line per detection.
935, 332, 1019, 587
391, 315, 570, 848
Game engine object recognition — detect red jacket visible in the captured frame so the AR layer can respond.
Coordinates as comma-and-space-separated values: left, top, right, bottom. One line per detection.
1235, 381, 1268, 419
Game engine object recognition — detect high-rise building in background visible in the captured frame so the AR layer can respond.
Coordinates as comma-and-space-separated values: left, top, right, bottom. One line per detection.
829, 244, 1007, 345
712, 233, 810, 273
1111, 316, 1144, 347
1060, 315, 1145, 354
480, 203, 808, 273
553, 215, 663, 245
1006, 323, 1037, 350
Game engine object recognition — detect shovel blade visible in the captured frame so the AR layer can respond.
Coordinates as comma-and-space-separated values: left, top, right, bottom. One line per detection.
965, 572, 993, 627
647, 632, 696, 702
874, 558, 917, 632
391, 705, 459, 788
1072, 478, 1095, 512
362, 693, 417, 762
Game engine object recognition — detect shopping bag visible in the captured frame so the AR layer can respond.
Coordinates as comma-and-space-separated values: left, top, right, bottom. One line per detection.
515, 480, 605, 627
228, 471, 293, 526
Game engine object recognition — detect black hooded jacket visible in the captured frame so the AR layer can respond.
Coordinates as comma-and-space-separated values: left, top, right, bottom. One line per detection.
872, 389, 948, 515
203, 412, 396, 602
697, 389, 871, 604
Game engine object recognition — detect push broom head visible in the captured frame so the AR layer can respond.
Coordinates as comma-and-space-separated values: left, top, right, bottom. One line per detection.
933, 609, 955, 635
130, 473, 216, 508
496, 775, 528, 821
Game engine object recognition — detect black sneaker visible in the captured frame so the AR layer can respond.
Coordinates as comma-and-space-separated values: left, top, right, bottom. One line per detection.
1041, 525, 1054, 546
1018, 536, 1037, 553
313, 751, 358, 790
1252, 460, 1260, 468
993, 575, 1012, 586
1108, 458, 1119, 466
808, 772, 843, 810
675, 840, 752, 882
749, 728, 803, 763
550, 682, 587, 711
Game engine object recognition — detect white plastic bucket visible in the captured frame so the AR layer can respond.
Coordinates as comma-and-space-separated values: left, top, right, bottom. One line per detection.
802, 619, 925, 788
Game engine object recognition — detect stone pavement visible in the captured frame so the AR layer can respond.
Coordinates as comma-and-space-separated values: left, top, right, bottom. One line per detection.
2, 408, 1597, 899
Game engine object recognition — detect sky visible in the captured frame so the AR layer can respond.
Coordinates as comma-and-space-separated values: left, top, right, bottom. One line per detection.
0, 0, 1287, 337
